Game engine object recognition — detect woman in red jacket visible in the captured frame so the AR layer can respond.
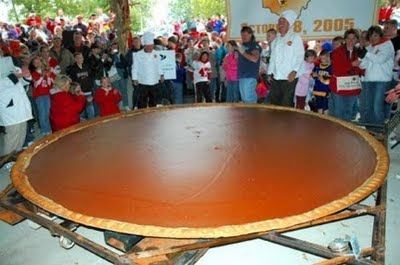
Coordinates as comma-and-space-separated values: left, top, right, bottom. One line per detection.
94, 77, 122, 117
50, 75, 86, 132
329, 29, 364, 122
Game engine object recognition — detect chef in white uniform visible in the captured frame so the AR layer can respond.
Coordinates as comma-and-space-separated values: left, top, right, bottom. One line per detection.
131, 31, 164, 108
0, 62, 33, 156
268, 9, 305, 107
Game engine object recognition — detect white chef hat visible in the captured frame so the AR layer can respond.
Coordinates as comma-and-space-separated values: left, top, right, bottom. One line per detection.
142, 31, 155, 46
280, 10, 298, 27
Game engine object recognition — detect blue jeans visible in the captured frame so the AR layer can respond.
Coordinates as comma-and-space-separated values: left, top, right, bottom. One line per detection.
93, 87, 100, 116
226, 81, 240, 103
35, 95, 51, 134
210, 77, 218, 101
361, 81, 391, 127
112, 77, 128, 108
81, 99, 95, 120
172, 82, 183, 104
329, 93, 358, 122
352, 98, 359, 120
239, 78, 257, 104
359, 83, 367, 123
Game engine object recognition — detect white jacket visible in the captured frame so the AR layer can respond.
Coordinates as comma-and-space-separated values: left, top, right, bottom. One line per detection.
268, 31, 304, 80
131, 50, 162, 86
360, 40, 394, 82
193, 60, 211, 84
0, 77, 33, 126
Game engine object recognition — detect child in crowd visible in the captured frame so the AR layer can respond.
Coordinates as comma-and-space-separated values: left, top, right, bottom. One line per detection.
222, 40, 240, 103
312, 49, 332, 114
332, 36, 344, 51
192, 51, 212, 103
294, 49, 317, 110
50, 75, 86, 132
67, 52, 95, 119
94, 76, 122, 117
29, 55, 56, 135
172, 53, 186, 104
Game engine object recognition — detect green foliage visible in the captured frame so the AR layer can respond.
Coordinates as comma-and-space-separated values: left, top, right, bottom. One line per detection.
9, 0, 109, 23
8, 0, 225, 33
171, 0, 227, 21
8, 0, 153, 34
378, 0, 387, 7
378, 0, 397, 7
170, 0, 193, 20
130, 0, 152, 33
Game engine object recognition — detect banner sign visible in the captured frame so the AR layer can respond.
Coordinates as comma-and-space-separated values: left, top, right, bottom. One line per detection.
157, 50, 176, 80
228, 0, 378, 40
336, 75, 362, 91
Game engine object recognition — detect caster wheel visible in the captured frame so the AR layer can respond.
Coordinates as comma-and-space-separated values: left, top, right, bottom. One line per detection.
59, 236, 75, 249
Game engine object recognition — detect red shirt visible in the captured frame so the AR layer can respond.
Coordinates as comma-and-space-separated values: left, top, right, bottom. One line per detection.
46, 57, 60, 73
330, 45, 364, 96
31, 70, 56, 98
379, 5, 396, 23
189, 29, 200, 41
48, 57, 58, 68
94, 87, 122, 117
46, 19, 56, 33
9, 39, 20, 57
50, 90, 86, 132
26, 16, 42, 27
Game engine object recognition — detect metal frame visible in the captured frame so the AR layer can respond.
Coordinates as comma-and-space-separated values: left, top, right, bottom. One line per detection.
0, 183, 387, 265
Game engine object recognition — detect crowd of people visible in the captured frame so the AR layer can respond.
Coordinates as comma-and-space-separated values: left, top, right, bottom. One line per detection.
2, 4, 400, 158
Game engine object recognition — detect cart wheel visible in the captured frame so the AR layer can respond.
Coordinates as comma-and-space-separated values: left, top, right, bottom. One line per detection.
59, 236, 75, 249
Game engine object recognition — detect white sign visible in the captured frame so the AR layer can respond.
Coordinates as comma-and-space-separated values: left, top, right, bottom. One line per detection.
228, 0, 378, 40
157, 50, 176, 80
336, 75, 362, 91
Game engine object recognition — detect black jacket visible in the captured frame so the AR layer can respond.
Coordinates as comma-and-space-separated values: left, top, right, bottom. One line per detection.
67, 63, 93, 93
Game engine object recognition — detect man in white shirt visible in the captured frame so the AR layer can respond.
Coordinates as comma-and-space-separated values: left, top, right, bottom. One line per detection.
268, 9, 304, 107
0, 68, 33, 156
132, 32, 164, 108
